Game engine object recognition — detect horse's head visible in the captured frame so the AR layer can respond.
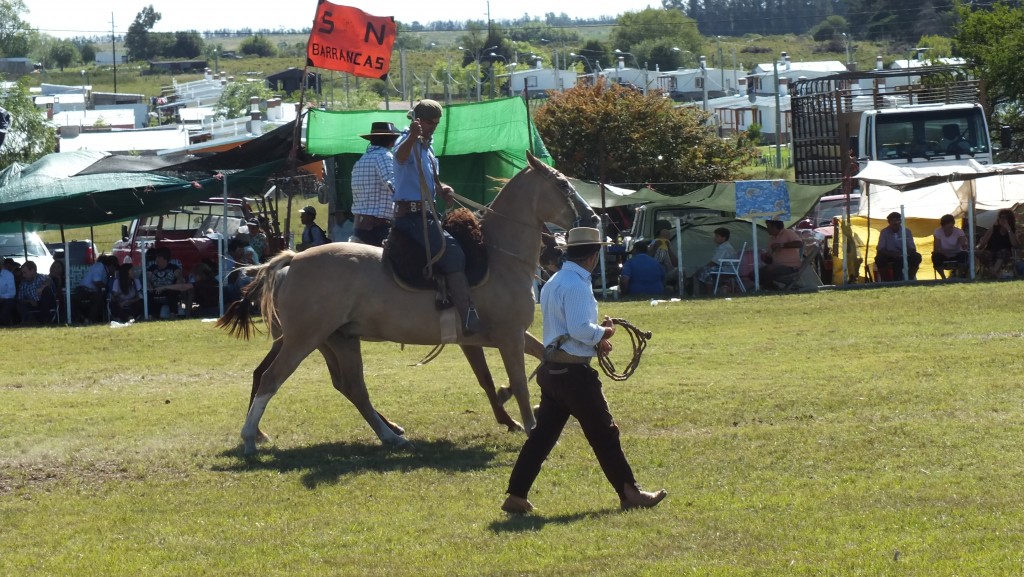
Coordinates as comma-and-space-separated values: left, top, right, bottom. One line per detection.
525, 151, 599, 230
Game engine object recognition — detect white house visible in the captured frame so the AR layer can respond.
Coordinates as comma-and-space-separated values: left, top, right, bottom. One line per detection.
599, 58, 661, 94
58, 125, 191, 153
683, 93, 792, 142
94, 51, 129, 66
657, 64, 748, 102
507, 63, 577, 96
750, 53, 847, 96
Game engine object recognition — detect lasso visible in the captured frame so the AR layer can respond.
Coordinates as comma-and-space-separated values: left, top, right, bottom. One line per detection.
596, 318, 652, 381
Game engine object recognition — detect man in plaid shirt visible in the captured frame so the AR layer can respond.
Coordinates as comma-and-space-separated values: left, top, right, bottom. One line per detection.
350, 122, 400, 246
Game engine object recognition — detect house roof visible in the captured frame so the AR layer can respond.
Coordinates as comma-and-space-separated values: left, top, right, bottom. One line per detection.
59, 126, 191, 153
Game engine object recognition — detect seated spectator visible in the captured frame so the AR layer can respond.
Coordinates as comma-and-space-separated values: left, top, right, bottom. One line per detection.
875, 212, 922, 281
234, 231, 260, 265
38, 261, 66, 323
976, 209, 1018, 278
695, 227, 738, 290
932, 214, 969, 279
189, 261, 222, 318
1, 258, 19, 325
110, 263, 144, 322
73, 254, 117, 323
759, 220, 804, 288
651, 225, 679, 286
221, 238, 253, 303
15, 260, 49, 325
147, 247, 189, 318
619, 241, 665, 296
246, 219, 268, 261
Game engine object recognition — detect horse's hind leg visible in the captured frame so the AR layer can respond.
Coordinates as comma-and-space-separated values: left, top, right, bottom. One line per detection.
322, 332, 408, 447
496, 331, 545, 406
247, 341, 281, 444
242, 339, 310, 455
461, 344, 523, 432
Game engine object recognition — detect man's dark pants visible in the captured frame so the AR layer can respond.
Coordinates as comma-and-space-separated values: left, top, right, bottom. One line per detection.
506, 363, 636, 500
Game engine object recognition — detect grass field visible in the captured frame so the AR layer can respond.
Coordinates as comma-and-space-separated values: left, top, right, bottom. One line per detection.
2, 282, 1024, 575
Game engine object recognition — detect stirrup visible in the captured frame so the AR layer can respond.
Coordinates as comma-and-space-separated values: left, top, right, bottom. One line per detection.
463, 306, 486, 335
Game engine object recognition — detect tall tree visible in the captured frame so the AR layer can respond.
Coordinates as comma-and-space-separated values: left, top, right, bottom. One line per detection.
48, 40, 78, 71
955, 1, 1024, 160
533, 83, 753, 191
0, 0, 35, 57
124, 5, 162, 61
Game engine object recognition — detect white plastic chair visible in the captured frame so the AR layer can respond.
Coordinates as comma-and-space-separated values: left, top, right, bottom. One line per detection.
711, 242, 747, 296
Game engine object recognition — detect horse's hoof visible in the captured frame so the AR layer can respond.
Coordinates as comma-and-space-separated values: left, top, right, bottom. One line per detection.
505, 420, 525, 433
242, 439, 258, 456
386, 422, 405, 436
256, 430, 272, 444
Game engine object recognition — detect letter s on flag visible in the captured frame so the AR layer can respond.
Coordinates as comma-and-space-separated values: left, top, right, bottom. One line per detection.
306, 1, 396, 79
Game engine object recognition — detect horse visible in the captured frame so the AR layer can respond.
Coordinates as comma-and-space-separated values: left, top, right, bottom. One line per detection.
219, 152, 598, 455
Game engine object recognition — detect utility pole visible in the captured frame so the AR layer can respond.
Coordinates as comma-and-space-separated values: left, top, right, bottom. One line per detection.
111, 13, 117, 94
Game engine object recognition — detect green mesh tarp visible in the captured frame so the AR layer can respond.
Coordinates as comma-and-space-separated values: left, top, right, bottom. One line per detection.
306, 97, 551, 208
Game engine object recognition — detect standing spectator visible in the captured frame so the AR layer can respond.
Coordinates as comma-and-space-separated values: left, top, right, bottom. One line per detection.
15, 260, 49, 325
351, 121, 400, 246
618, 241, 665, 296
501, 227, 667, 514
932, 214, 969, 279
74, 254, 117, 323
759, 220, 805, 288
976, 209, 1018, 278
875, 212, 922, 281
1, 258, 19, 325
110, 263, 143, 322
297, 205, 329, 251
393, 99, 483, 335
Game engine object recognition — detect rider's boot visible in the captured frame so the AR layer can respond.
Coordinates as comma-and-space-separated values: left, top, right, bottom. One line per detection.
446, 272, 486, 336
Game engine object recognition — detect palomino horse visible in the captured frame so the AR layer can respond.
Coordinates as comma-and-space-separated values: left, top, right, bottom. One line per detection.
220, 152, 597, 455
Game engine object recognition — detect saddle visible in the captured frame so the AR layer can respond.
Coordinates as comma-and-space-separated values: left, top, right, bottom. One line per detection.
383, 208, 489, 291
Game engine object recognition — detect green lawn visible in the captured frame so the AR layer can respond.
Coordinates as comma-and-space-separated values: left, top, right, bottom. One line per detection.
2, 282, 1024, 575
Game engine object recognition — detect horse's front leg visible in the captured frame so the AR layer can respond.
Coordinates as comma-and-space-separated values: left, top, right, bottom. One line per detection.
498, 339, 536, 432
461, 344, 523, 432
322, 333, 409, 447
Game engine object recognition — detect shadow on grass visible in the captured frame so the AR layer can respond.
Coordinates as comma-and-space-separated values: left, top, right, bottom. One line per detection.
488, 508, 619, 532
213, 439, 499, 489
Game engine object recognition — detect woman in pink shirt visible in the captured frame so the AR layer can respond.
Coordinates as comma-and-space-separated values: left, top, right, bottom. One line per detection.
931, 214, 969, 279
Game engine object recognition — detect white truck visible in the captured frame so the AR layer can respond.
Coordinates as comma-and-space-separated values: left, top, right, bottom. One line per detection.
790, 66, 995, 185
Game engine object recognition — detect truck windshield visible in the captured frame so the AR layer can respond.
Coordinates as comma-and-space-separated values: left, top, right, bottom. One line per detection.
874, 107, 989, 160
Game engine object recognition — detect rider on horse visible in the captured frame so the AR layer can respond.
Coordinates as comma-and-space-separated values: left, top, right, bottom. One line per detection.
392, 99, 485, 336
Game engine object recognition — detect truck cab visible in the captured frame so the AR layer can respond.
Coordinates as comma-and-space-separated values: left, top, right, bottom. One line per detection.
112, 198, 250, 276
859, 102, 991, 169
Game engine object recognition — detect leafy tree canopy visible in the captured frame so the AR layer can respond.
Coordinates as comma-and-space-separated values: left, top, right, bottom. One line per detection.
214, 81, 274, 120
239, 34, 277, 58
533, 83, 753, 192
0, 0, 36, 57
124, 5, 162, 61
0, 79, 58, 168
48, 40, 78, 71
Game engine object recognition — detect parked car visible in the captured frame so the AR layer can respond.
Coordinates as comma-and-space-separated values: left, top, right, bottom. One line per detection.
45, 239, 97, 268
0, 232, 55, 274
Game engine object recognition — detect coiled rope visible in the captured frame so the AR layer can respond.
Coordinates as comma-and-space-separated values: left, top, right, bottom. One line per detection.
596, 318, 652, 381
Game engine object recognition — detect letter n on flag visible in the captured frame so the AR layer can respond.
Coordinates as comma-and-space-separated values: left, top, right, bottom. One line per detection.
307, 1, 396, 79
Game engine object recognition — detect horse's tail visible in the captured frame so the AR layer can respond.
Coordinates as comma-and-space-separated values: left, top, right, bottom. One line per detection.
216, 250, 296, 340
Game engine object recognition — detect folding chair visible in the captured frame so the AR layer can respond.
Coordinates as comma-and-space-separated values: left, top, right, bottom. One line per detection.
779, 245, 822, 291
711, 242, 747, 296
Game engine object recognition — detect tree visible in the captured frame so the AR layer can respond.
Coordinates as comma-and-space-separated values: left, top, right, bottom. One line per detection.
533, 83, 754, 192
0, 79, 58, 168
611, 7, 702, 59
214, 82, 273, 120
78, 42, 97, 64
955, 1, 1024, 161
124, 5, 162, 61
239, 34, 276, 58
169, 31, 203, 58
48, 41, 78, 71
0, 0, 36, 57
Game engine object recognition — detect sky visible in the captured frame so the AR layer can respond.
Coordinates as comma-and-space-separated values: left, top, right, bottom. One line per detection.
22, 0, 660, 38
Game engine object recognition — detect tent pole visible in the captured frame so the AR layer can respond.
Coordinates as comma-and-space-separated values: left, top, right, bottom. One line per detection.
673, 217, 683, 298
968, 186, 976, 280
751, 219, 760, 291
141, 245, 150, 320
61, 225, 71, 325
899, 205, 908, 281
220, 175, 229, 317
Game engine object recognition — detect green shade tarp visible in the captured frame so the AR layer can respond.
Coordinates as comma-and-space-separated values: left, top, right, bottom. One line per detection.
306, 97, 551, 208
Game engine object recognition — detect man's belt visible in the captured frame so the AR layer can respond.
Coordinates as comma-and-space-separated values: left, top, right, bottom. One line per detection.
354, 214, 392, 230
393, 201, 423, 218
544, 349, 592, 365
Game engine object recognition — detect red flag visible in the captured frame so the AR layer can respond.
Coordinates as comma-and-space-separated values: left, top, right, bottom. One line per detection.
307, 1, 396, 79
